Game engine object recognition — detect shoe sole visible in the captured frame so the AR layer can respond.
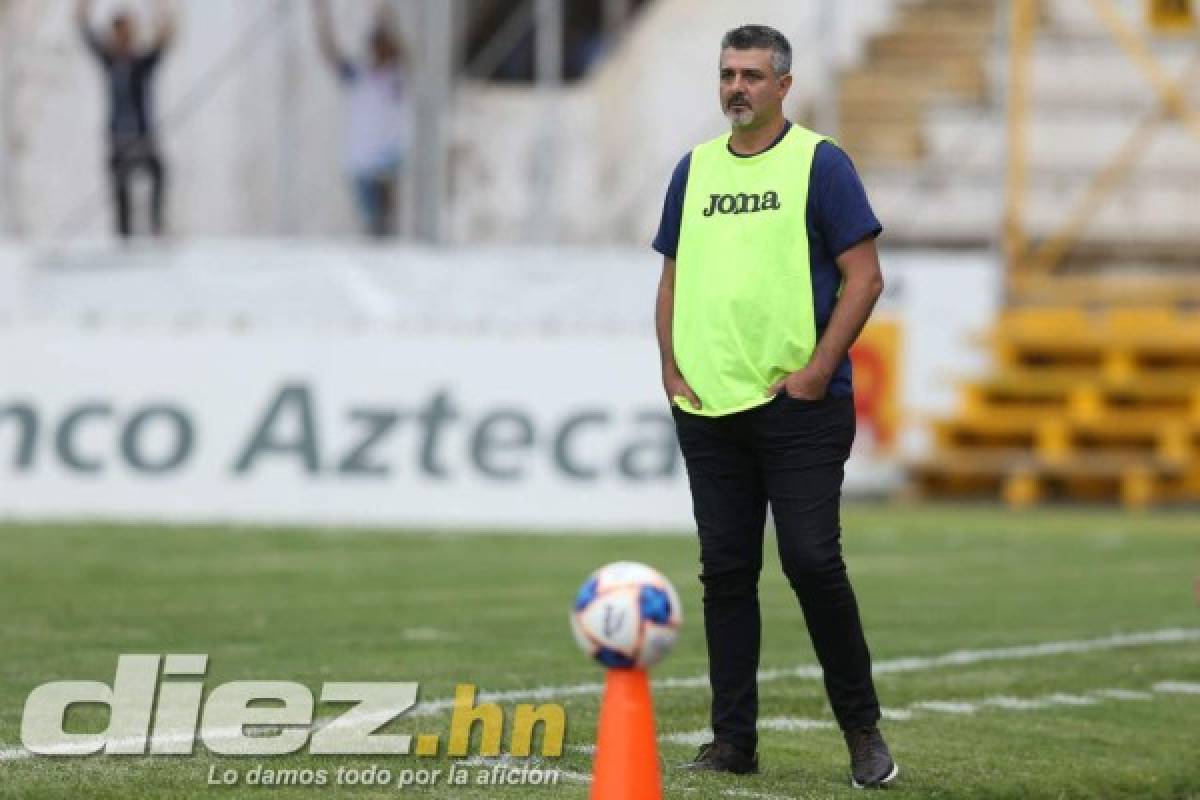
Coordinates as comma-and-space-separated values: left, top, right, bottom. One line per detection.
851, 761, 899, 789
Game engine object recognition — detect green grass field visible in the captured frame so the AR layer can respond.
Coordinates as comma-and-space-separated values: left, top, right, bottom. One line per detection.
1, 506, 1198, 799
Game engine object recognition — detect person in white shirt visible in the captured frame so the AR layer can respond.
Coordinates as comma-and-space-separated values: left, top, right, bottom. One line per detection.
314, 0, 410, 237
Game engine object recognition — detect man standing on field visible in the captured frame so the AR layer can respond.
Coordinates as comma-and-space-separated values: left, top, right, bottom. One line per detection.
653, 24, 898, 789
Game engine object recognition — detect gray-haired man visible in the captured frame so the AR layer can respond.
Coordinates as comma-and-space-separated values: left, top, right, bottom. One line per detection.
655, 24, 898, 788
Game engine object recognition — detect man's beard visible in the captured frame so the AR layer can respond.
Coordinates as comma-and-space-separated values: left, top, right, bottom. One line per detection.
725, 106, 755, 127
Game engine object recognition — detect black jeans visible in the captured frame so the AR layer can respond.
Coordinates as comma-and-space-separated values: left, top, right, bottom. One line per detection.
672, 392, 880, 754
109, 146, 165, 238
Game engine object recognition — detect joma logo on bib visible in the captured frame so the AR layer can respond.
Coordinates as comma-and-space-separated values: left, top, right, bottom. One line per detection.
702, 191, 782, 217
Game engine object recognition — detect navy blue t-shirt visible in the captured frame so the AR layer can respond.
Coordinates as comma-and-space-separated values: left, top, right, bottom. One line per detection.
652, 122, 882, 398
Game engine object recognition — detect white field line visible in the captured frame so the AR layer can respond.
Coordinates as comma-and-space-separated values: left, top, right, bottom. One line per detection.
1043, 692, 1097, 706
677, 785, 798, 800
1, 627, 1197, 762
662, 730, 717, 748
1153, 681, 1200, 694
759, 717, 835, 732
678, 788, 797, 800
400, 627, 458, 642
910, 700, 978, 714
1092, 688, 1153, 700
666, 719, 837, 749
661, 680, 1184, 746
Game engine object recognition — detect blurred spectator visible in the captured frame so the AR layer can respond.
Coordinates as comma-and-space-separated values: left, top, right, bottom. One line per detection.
76, 0, 175, 239
314, 0, 410, 238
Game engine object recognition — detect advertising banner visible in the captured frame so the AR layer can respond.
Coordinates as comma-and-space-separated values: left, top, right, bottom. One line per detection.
0, 248, 996, 529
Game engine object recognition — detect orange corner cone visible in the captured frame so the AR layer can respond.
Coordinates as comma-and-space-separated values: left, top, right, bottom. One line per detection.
591, 668, 662, 800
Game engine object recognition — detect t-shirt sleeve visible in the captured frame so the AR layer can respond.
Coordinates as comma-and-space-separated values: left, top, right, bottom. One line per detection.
810, 141, 882, 258
651, 153, 691, 259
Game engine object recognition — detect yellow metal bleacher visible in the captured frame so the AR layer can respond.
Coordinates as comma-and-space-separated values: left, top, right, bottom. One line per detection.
909, 0, 1200, 507
912, 307, 1200, 508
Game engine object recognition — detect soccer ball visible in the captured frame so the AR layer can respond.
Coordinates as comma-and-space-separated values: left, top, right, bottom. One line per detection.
570, 561, 682, 669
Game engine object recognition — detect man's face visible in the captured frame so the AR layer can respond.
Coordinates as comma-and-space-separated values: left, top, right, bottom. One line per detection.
370, 29, 398, 67
111, 15, 136, 56
718, 47, 791, 129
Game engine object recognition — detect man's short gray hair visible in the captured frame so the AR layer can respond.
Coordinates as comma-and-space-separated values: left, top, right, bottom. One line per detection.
720, 24, 792, 77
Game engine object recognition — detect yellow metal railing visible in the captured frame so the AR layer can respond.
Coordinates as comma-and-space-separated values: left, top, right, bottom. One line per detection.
1002, 0, 1037, 290
1005, 0, 1200, 289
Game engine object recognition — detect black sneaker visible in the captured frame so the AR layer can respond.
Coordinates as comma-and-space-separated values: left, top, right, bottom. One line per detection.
844, 726, 899, 789
678, 740, 759, 775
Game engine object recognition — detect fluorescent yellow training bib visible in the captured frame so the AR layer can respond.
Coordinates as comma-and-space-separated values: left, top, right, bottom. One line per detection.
673, 124, 827, 417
